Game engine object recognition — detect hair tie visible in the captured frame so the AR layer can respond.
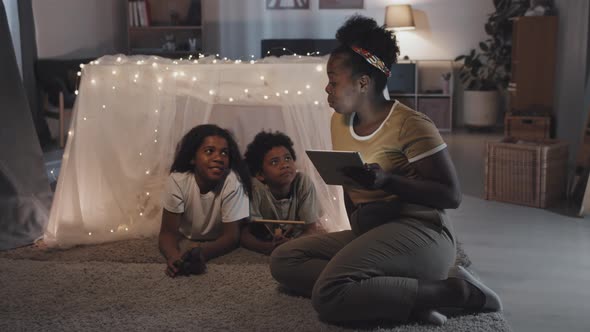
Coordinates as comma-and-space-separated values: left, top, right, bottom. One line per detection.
350, 46, 391, 78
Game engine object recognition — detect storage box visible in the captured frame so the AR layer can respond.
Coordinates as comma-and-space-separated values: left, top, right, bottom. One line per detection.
418, 97, 451, 130
485, 138, 568, 208
504, 114, 551, 140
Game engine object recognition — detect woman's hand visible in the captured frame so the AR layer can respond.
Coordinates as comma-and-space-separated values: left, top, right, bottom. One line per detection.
343, 163, 389, 189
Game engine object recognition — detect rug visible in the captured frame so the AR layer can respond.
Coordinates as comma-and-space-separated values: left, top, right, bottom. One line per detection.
0, 239, 508, 332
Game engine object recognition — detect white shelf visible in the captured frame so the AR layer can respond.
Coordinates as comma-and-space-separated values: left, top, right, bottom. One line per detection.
388, 60, 454, 131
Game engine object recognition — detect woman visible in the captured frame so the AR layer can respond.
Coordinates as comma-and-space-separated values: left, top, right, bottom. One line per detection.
270, 16, 501, 325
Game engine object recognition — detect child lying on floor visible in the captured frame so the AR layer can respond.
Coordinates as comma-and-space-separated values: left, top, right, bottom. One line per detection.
159, 124, 252, 277
241, 131, 322, 255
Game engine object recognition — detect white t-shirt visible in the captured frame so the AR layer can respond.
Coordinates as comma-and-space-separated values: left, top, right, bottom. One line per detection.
162, 170, 249, 241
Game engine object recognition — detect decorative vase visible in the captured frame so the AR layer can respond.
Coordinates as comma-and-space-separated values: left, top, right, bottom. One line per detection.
463, 90, 499, 127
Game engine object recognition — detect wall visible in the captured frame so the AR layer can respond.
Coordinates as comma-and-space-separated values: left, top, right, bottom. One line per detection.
553, 0, 590, 164
32, 0, 127, 58
209, 0, 494, 60
3, 0, 21, 74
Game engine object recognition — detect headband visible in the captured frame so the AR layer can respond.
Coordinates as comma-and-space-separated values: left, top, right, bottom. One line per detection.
350, 46, 391, 78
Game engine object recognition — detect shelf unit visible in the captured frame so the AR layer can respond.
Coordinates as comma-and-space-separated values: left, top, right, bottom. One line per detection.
389, 60, 454, 132
126, 0, 203, 58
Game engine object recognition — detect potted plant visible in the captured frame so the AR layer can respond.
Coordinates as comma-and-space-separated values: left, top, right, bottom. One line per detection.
455, 0, 529, 127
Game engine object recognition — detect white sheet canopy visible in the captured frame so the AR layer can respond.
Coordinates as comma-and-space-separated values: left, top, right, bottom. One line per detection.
45, 54, 350, 247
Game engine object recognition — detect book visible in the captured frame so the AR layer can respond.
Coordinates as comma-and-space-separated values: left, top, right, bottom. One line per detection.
305, 150, 365, 187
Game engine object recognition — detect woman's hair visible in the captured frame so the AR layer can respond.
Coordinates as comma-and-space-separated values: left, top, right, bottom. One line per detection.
244, 131, 297, 176
331, 15, 400, 94
170, 124, 252, 197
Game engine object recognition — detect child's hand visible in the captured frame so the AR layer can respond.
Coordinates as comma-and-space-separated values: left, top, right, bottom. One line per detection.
165, 255, 182, 277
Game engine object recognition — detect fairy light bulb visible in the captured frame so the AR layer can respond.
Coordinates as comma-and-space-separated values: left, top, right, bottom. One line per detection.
212, 60, 217, 64
75, 90, 79, 95
155, 109, 158, 113
297, 91, 302, 95
112, 86, 116, 90
209, 90, 215, 95
259, 75, 265, 81
244, 89, 249, 94
152, 62, 158, 68
80, 64, 85, 69
228, 97, 234, 102
117, 56, 122, 62
83, 117, 87, 121
88, 232, 92, 236
315, 65, 323, 72
139, 212, 143, 216
306, 84, 311, 89
314, 101, 319, 105
139, 152, 143, 156
102, 105, 106, 109
146, 192, 150, 196
275, 92, 280, 97
110, 229, 114, 233
145, 170, 150, 175
157, 78, 163, 84
77, 71, 81, 76
91, 79, 96, 85
112, 70, 117, 75
192, 76, 197, 81
284, 90, 289, 94
263, 95, 269, 100
250, 60, 255, 64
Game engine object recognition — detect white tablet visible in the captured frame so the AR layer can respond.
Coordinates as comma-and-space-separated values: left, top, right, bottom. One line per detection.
305, 149, 365, 187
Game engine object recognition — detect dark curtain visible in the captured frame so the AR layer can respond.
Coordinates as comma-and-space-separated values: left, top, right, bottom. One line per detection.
0, 1, 52, 250
18, 0, 51, 147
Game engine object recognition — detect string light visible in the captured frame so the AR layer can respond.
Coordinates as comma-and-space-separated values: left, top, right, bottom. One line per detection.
75, 90, 79, 95
74, 55, 341, 238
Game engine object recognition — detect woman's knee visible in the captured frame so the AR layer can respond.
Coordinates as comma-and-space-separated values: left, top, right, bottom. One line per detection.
269, 241, 298, 282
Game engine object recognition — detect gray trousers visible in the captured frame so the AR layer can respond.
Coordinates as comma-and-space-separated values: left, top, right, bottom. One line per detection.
270, 203, 456, 323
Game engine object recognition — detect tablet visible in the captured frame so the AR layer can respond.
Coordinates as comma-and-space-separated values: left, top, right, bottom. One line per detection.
305, 149, 364, 187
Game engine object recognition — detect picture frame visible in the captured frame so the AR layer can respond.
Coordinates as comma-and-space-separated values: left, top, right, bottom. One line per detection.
266, 0, 310, 10
319, 0, 364, 9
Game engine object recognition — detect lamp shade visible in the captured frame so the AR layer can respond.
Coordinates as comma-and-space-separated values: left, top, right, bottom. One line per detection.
385, 5, 415, 31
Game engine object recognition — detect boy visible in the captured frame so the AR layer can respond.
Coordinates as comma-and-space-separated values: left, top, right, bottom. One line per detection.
241, 131, 322, 255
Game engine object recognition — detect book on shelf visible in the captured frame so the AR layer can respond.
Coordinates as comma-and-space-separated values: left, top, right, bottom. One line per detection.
129, 0, 150, 27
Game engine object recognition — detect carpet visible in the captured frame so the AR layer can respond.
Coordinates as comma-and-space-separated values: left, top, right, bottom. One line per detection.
0, 239, 508, 332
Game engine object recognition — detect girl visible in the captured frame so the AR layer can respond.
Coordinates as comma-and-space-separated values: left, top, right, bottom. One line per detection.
270, 16, 501, 325
159, 124, 251, 277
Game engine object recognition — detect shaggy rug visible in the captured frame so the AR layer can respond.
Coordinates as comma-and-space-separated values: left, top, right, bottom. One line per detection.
0, 238, 509, 332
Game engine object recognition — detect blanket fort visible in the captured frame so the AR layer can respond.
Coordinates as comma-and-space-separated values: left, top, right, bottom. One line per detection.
44, 55, 350, 247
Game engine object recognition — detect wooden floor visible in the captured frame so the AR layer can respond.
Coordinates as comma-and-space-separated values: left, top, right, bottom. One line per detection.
444, 131, 590, 332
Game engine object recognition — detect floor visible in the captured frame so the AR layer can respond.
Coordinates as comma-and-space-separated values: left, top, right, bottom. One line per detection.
42, 130, 590, 332
443, 131, 590, 332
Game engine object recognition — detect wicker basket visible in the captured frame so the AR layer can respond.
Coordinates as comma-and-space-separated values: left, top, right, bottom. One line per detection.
504, 114, 551, 140
485, 138, 568, 208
